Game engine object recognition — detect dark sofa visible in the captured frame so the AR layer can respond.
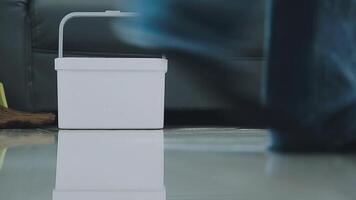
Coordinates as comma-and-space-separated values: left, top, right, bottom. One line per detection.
0, 0, 266, 125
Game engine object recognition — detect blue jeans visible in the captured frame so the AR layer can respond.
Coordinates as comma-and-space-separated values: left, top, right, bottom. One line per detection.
267, 0, 356, 151
116, 0, 356, 151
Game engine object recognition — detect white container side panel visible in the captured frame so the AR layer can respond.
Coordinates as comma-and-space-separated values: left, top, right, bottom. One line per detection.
57, 69, 166, 129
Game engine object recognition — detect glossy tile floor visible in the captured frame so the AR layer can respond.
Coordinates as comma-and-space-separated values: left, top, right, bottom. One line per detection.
0, 128, 356, 200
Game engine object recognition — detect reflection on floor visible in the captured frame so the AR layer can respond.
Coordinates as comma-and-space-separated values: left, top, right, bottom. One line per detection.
54, 130, 165, 200
0, 128, 355, 200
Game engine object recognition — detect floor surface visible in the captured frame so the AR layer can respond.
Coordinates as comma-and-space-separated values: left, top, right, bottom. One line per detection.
0, 128, 355, 200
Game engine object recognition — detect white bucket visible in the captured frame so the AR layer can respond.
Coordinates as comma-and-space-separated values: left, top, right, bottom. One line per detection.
56, 11, 167, 129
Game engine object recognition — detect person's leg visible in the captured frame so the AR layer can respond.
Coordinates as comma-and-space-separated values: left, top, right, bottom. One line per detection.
116, 0, 260, 62
116, 0, 356, 151
115, 0, 267, 115
265, 0, 356, 151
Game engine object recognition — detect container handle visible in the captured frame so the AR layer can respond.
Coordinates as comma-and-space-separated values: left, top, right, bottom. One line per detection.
58, 11, 138, 58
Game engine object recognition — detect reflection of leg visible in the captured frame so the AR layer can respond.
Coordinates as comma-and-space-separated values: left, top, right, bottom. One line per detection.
265, 152, 356, 183
266, 0, 356, 151
0, 148, 7, 170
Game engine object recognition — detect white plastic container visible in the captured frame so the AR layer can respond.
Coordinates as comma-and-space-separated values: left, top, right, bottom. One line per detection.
55, 11, 168, 129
